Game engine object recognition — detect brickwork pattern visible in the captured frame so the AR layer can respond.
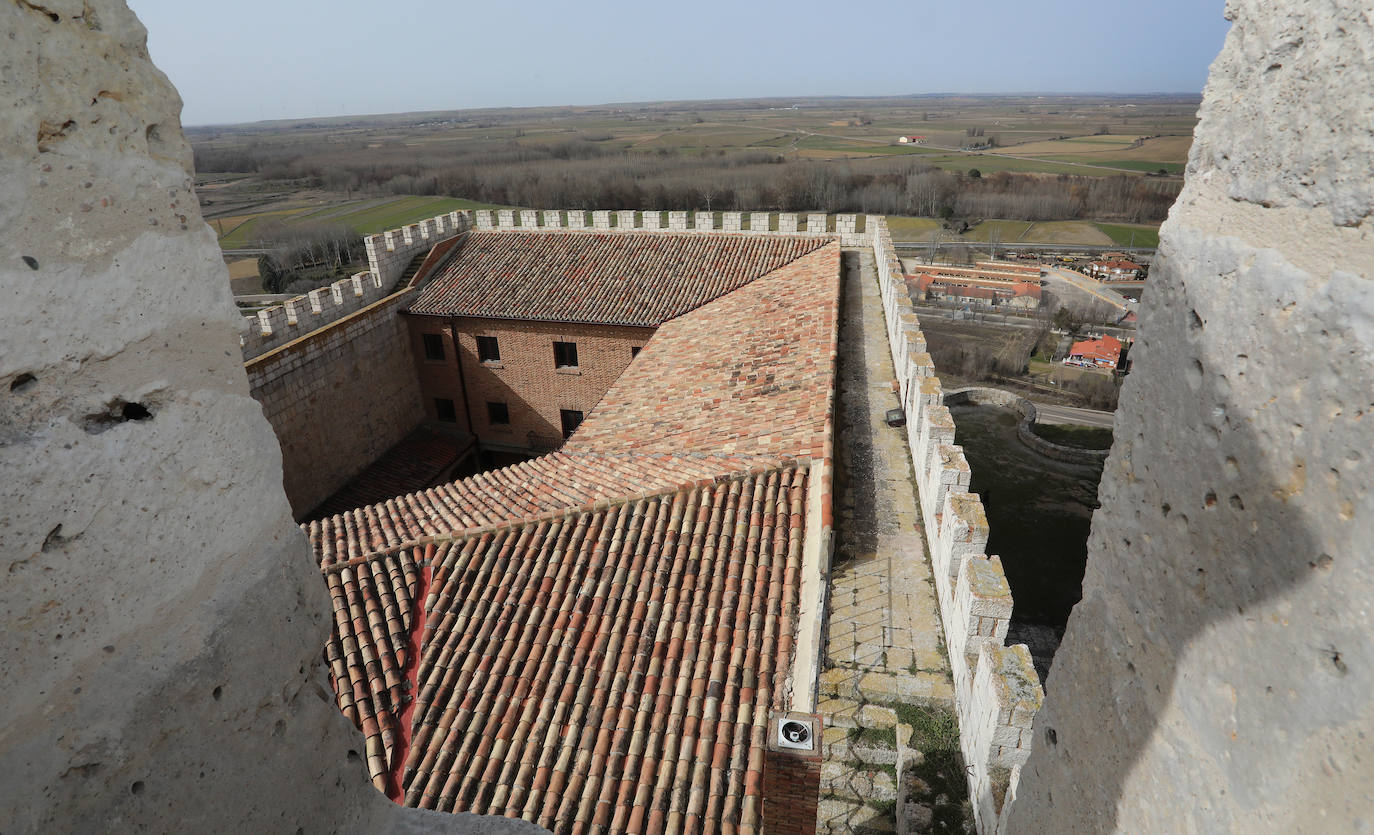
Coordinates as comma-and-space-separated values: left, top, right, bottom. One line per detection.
407, 317, 653, 447
306, 243, 842, 566
247, 290, 427, 517
764, 747, 823, 835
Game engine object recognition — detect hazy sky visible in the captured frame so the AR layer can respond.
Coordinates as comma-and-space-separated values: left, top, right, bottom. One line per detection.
128, 0, 1232, 126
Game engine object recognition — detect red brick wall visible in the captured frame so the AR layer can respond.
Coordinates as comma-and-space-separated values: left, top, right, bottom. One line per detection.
405, 315, 654, 449
763, 746, 822, 835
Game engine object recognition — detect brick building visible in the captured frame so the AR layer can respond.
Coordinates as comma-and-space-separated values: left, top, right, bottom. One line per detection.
307, 238, 843, 832
404, 231, 827, 453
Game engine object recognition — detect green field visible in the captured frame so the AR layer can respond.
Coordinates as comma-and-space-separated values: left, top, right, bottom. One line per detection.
216, 196, 506, 246
1092, 222, 1161, 248
885, 216, 942, 240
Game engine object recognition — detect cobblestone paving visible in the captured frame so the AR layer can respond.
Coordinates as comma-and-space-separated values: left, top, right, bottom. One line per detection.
815, 249, 954, 834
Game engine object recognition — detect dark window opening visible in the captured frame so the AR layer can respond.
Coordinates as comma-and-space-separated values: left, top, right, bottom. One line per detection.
434, 398, 457, 423
422, 333, 445, 362
477, 335, 501, 363
631, 346, 642, 358
487, 401, 510, 425
560, 409, 583, 438
553, 341, 579, 369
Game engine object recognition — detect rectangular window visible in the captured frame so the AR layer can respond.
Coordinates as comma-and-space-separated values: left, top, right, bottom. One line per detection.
486, 401, 510, 425
434, 398, 457, 423
631, 346, 642, 358
422, 333, 445, 362
476, 335, 500, 363
560, 409, 583, 439
553, 341, 579, 369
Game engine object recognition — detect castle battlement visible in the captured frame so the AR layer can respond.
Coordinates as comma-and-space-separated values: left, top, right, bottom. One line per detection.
870, 215, 1044, 834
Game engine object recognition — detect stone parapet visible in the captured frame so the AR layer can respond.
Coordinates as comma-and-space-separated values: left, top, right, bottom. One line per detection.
240, 271, 391, 360
866, 214, 1044, 834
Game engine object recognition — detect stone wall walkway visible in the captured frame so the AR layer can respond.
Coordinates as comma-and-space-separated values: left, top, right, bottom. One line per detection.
815, 250, 955, 835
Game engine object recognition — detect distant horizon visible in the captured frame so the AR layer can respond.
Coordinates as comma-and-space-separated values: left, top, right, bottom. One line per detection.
183, 91, 1205, 130
128, 0, 1229, 126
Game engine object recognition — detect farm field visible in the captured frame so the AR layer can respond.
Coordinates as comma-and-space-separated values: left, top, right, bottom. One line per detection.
214, 195, 506, 248
1092, 222, 1161, 248
193, 94, 1189, 275
885, 217, 1156, 247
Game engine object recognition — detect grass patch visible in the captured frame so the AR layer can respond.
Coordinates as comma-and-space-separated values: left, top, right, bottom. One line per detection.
1031, 422, 1114, 450
896, 702, 961, 753
1020, 220, 1114, 245
1093, 222, 1161, 248
896, 702, 971, 834
850, 726, 899, 749
885, 215, 941, 241
335, 195, 506, 235
964, 219, 1033, 242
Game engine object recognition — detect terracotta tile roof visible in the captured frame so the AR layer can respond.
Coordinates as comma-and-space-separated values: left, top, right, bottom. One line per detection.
409, 232, 828, 326
322, 466, 809, 832
1068, 334, 1123, 364
311, 230, 839, 828
307, 451, 777, 567
306, 242, 841, 567
566, 243, 841, 460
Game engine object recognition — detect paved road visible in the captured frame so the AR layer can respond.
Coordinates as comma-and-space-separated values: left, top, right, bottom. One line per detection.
1033, 402, 1116, 429
1042, 265, 1131, 311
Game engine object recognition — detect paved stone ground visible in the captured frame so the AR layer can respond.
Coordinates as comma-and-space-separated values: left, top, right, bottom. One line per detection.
815, 250, 955, 834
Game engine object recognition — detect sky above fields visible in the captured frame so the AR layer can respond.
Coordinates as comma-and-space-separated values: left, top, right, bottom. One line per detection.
128, 0, 1231, 126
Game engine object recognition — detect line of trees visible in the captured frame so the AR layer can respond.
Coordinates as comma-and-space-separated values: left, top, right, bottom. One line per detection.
256, 221, 365, 294
194, 136, 1180, 223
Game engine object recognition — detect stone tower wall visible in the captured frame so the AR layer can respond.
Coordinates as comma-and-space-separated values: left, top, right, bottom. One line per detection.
1004, 2, 1374, 831
0, 4, 537, 833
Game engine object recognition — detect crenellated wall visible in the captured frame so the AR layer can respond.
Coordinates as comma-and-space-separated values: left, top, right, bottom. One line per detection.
240, 212, 474, 362
868, 215, 1044, 834
464, 207, 871, 246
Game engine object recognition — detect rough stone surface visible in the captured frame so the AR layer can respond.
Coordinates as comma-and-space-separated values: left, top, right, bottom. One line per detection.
0, 4, 538, 833
1006, 3, 1374, 832
1191, 0, 1374, 227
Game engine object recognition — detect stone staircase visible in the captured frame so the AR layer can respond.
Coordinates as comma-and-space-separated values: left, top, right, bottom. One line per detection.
815, 667, 958, 835
396, 250, 429, 287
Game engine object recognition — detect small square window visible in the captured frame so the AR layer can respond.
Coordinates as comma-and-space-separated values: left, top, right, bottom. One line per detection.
553, 341, 579, 369
560, 408, 583, 439
434, 398, 457, 423
422, 333, 445, 362
631, 346, 642, 358
477, 335, 500, 363
487, 401, 510, 425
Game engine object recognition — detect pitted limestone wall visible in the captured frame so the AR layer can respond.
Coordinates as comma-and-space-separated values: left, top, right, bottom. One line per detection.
0, 4, 532, 833
1004, 4, 1374, 832
868, 216, 1044, 835
247, 288, 427, 518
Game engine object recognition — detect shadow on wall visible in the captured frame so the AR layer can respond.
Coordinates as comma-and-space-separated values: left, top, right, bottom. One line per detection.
1008, 227, 1365, 830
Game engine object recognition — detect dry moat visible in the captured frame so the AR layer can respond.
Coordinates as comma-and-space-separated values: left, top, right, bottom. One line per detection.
948, 403, 1108, 680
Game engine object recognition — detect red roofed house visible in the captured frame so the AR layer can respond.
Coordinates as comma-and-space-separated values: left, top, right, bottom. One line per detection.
1085, 259, 1144, 281
1065, 334, 1124, 369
